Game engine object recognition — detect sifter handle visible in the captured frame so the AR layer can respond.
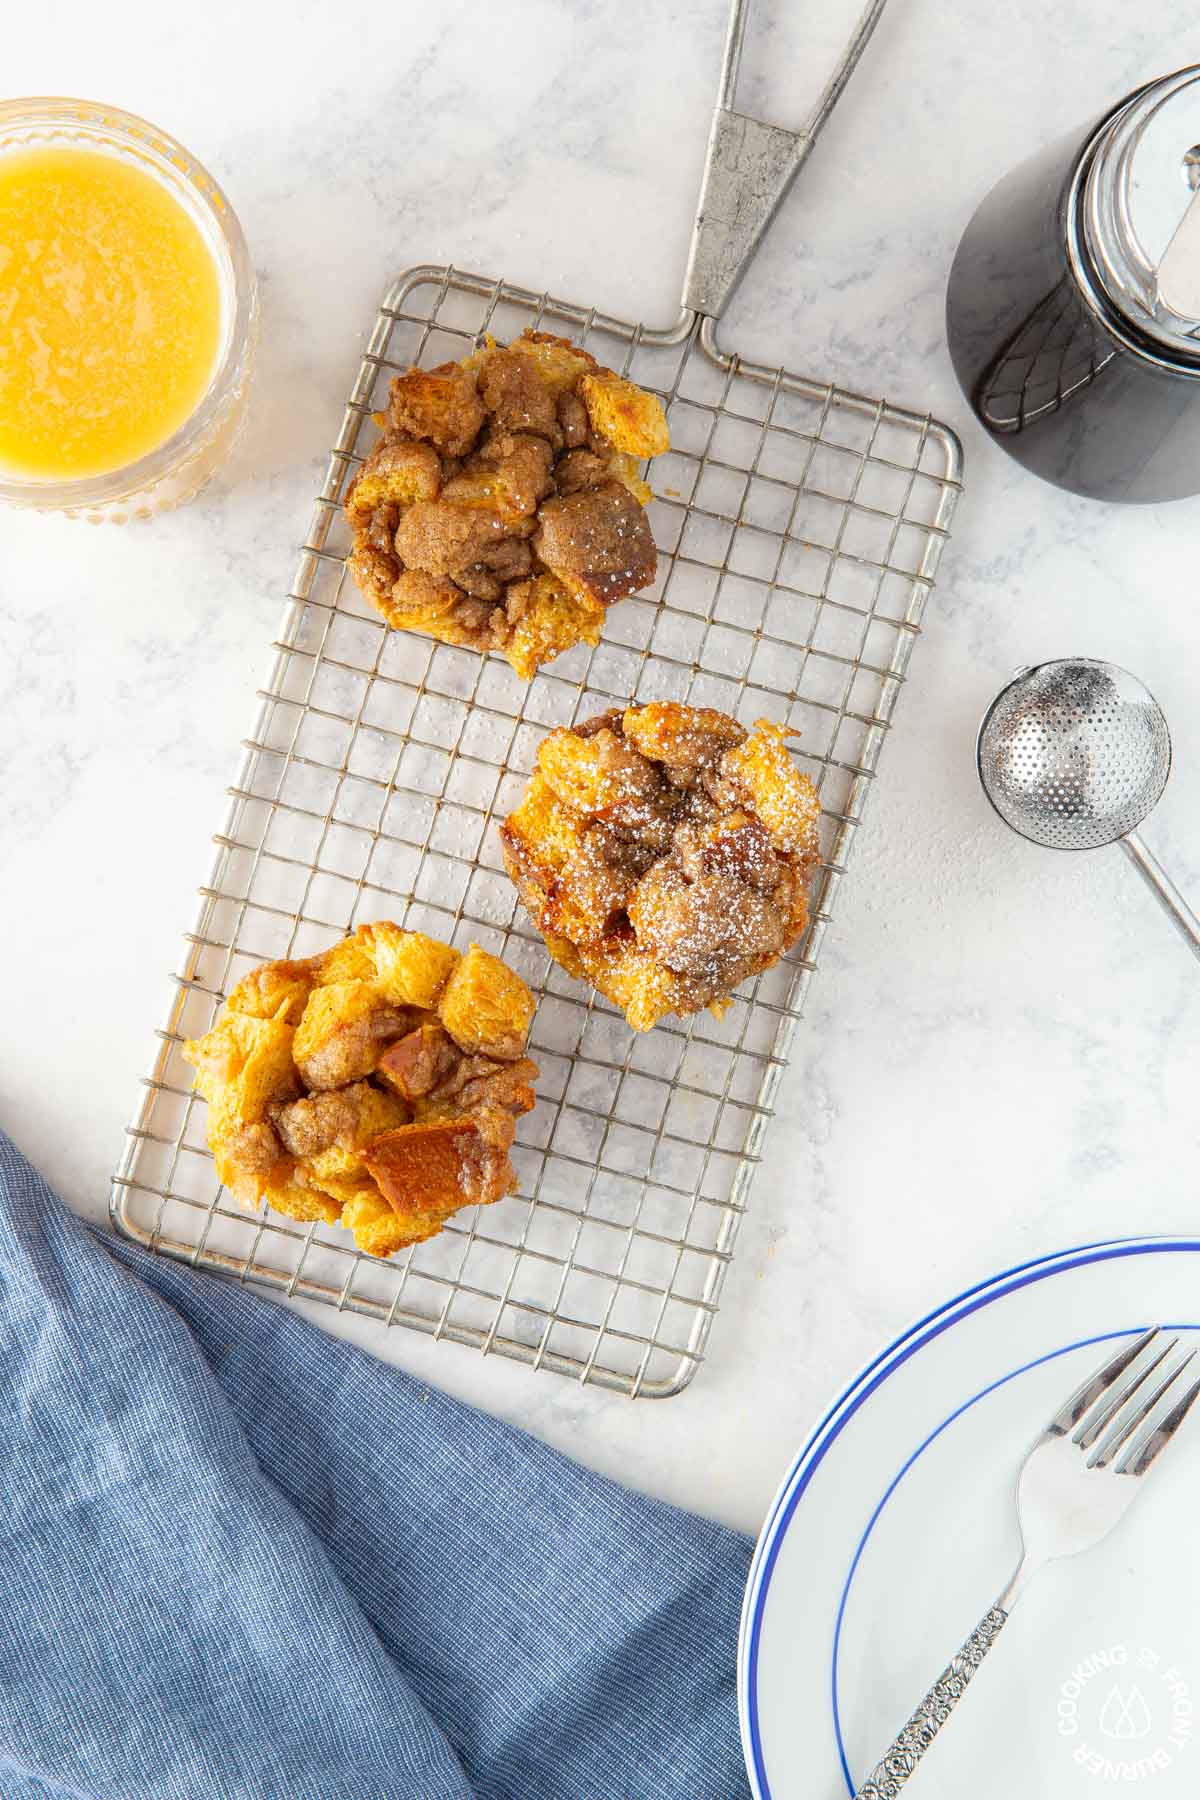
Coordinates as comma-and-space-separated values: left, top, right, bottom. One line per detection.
681, 0, 888, 321
1119, 830, 1200, 959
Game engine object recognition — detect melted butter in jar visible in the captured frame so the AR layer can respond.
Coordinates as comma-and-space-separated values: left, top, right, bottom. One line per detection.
0, 146, 222, 480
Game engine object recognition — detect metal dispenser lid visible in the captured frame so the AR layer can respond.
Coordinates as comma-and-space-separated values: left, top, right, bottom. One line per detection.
1080, 66, 1200, 361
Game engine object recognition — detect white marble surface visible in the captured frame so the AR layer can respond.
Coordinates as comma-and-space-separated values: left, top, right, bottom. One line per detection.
6, 0, 1200, 1555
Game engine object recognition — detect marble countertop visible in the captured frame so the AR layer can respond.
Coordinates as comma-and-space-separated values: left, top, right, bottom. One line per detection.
7, 0, 1200, 1550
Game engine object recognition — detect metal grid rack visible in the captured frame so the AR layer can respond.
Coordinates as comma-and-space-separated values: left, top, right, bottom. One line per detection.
113, 265, 963, 1397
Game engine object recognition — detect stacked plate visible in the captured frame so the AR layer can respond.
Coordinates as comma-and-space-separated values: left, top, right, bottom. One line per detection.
741, 1239, 1200, 1797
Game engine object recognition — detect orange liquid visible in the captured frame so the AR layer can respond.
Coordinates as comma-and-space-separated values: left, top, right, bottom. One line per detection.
0, 146, 223, 480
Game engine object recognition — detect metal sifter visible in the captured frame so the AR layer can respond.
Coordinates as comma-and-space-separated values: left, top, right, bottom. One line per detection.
977, 657, 1200, 957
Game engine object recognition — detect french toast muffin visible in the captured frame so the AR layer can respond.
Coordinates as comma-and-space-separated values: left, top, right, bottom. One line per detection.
182, 923, 537, 1256
344, 329, 669, 678
500, 702, 822, 1031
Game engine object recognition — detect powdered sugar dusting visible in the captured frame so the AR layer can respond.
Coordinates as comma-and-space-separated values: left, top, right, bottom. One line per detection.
503, 701, 822, 1028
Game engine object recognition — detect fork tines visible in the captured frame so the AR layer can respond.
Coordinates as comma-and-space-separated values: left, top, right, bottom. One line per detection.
1051, 1326, 1200, 1478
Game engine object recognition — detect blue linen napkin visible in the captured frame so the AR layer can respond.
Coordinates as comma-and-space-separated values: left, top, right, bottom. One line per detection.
0, 1129, 752, 1800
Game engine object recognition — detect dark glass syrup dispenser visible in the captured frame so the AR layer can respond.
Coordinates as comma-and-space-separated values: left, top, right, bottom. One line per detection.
947, 68, 1200, 501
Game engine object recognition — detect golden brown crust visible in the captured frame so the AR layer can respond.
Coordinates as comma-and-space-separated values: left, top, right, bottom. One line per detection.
181, 923, 538, 1256
344, 436, 442, 524
393, 498, 512, 577
347, 540, 402, 613
223, 958, 319, 1024
532, 483, 657, 608
622, 702, 744, 769
377, 569, 472, 641
500, 703, 821, 1031
375, 1020, 458, 1102
579, 370, 671, 458
360, 1111, 516, 1246
387, 367, 486, 457
502, 330, 599, 392
477, 347, 561, 441
293, 983, 410, 1090
503, 573, 605, 681
344, 328, 669, 678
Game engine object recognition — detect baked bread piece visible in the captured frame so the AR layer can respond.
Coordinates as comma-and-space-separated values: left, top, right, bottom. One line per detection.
182, 923, 537, 1257
500, 703, 821, 1031
344, 329, 669, 679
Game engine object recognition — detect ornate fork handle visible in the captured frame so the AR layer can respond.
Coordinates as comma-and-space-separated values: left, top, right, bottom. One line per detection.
852, 1606, 1008, 1798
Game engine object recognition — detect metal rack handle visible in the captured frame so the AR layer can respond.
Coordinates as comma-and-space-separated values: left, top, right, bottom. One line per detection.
682, 0, 888, 321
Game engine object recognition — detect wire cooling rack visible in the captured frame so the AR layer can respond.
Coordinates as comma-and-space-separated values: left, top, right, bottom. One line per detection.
112, 265, 963, 1397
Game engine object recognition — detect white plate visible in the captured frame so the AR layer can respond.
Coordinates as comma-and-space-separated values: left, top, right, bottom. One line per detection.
739, 1239, 1200, 1798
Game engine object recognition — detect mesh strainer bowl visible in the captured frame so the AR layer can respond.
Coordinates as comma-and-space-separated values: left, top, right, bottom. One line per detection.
977, 657, 1200, 957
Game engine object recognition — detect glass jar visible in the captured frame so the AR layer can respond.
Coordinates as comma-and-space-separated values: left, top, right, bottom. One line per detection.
0, 98, 257, 522
946, 67, 1200, 502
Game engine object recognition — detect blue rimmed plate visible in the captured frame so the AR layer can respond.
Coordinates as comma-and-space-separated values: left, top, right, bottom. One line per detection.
739, 1239, 1200, 1798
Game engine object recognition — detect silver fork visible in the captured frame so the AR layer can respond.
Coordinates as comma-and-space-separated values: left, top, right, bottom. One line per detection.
853, 1327, 1200, 1798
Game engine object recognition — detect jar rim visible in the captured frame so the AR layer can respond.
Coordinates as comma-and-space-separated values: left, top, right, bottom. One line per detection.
1069, 67, 1200, 374
0, 97, 257, 507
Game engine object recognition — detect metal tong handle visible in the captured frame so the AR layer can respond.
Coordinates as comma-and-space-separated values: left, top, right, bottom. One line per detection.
682, 0, 888, 320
